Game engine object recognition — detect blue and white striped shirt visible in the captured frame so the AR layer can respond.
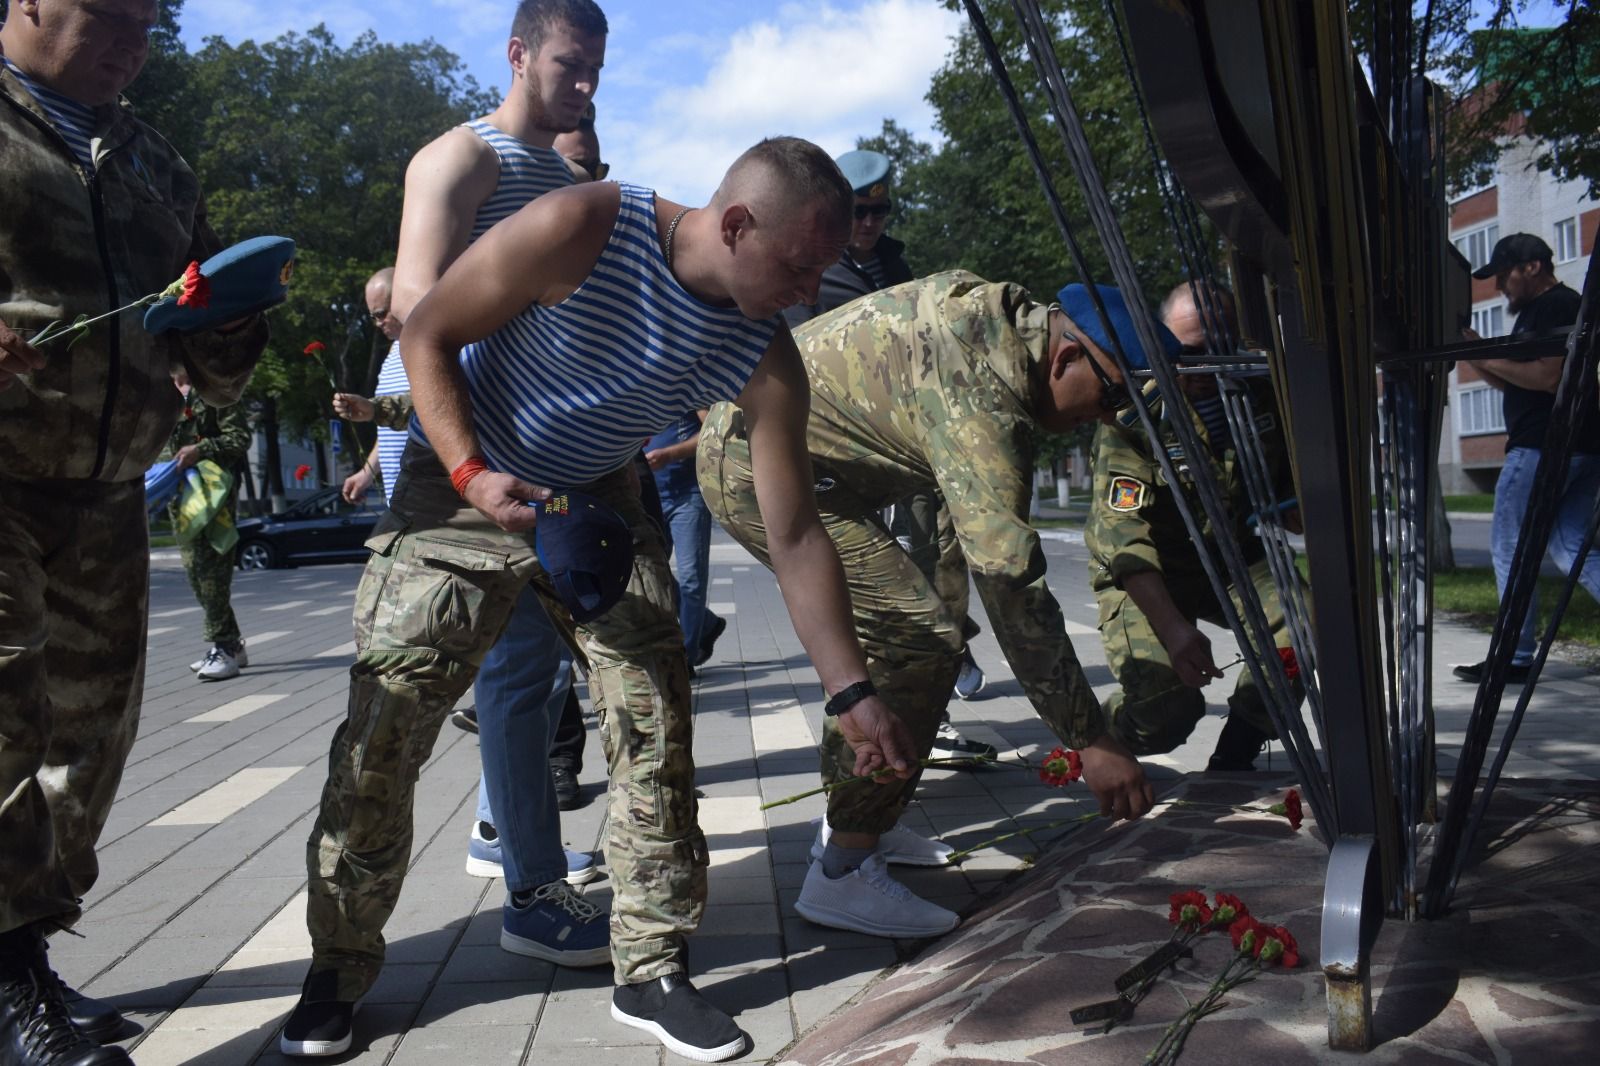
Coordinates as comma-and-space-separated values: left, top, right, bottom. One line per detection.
373, 341, 410, 504
3, 58, 97, 169
454, 183, 778, 488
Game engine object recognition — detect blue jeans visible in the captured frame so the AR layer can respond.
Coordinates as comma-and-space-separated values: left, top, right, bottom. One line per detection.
1490, 447, 1600, 664
660, 486, 714, 659
474, 585, 575, 891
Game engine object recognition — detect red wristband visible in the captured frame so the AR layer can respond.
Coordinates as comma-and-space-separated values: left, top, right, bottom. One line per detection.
450, 456, 489, 497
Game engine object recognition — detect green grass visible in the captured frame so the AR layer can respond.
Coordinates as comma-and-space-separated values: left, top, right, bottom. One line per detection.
1443, 493, 1495, 513
1433, 567, 1600, 647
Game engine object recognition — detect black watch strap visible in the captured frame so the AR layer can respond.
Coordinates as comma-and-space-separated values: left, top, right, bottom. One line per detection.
825, 679, 876, 717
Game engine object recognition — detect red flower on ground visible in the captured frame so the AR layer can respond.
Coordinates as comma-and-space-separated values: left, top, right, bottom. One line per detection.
1211, 892, 1248, 925
294, 463, 312, 480
1168, 889, 1212, 931
1039, 746, 1083, 787
176, 261, 211, 309
1266, 925, 1299, 967
303, 340, 326, 355
1229, 914, 1266, 955
1276, 645, 1301, 682
1267, 788, 1305, 831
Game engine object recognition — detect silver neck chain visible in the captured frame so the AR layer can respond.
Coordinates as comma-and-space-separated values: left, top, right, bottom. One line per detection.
664, 207, 690, 270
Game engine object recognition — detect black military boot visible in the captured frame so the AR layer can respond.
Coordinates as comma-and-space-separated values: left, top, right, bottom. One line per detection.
0, 925, 131, 1065
1206, 714, 1271, 772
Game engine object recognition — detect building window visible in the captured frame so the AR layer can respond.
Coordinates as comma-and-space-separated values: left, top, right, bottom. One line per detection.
1471, 304, 1506, 338
1554, 217, 1579, 263
1457, 384, 1506, 437
1453, 223, 1500, 271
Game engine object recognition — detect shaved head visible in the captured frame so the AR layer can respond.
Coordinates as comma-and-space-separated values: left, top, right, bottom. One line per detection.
1161, 281, 1236, 350
365, 267, 400, 340
365, 268, 395, 303
711, 137, 852, 237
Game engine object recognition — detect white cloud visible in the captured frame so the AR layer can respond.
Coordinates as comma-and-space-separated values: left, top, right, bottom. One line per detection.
601, 0, 963, 203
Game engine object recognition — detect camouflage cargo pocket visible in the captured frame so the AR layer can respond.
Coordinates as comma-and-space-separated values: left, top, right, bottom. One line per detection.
382, 536, 509, 659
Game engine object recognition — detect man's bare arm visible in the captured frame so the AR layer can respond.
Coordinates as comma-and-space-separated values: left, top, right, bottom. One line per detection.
400, 183, 616, 530
738, 329, 915, 778
391, 129, 501, 322
1469, 355, 1563, 394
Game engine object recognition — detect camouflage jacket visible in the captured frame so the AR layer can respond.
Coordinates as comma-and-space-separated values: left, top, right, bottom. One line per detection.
372, 393, 414, 430
1086, 378, 1293, 598
167, 390, 253, 471
790, 269, 1105, 747
0, 66, 267, 483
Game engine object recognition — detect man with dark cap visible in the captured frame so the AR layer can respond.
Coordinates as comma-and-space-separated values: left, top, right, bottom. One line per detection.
703, 270, 1160, 938
785, 148, 996, 759
1, 1, 269, 1061
1452, 233, 1600, 682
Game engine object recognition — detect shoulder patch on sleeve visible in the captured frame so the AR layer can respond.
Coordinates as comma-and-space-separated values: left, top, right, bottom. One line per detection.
1108, 476, 1147, 512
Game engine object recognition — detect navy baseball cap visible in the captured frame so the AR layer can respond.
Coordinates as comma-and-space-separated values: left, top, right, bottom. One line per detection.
533, 490, 635, 623
145, 236, 297, 335
1471, 233, 1554, 280
1055, 282, 1181, 371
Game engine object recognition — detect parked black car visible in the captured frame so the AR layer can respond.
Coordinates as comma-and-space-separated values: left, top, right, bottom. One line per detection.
235, 487, 385, 570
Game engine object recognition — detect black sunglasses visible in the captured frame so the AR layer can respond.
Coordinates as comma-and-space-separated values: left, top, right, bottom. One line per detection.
853, 202, 892, 220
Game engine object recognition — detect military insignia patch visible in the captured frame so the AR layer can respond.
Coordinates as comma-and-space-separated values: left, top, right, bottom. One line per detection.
1108, 476, 1147, 512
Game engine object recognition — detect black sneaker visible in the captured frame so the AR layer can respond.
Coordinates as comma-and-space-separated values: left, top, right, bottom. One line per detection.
611, 974, 746, 1062
1451, 660, 1532, 684
279, 973, 357, 1058
1206, 714, 1272, 772
695, 615, 727, 667
551, 765, 581, 810
929, 719, 998, 763
450, 706, 480, 734
0, 925, 131, 1065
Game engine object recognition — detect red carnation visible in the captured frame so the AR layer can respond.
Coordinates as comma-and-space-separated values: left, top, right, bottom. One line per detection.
1039, 746, 1083, 787
176, 261, 211, 310
294, 463, 312, 480
1267, 925, 1299, 967
1276, 645, 1301, 682
1212, 892, 1248, 925
1269, 788, 1304, 831
1168, 889, 1212, 931
1229, 914, 1266, 954
303, 341, 327, 355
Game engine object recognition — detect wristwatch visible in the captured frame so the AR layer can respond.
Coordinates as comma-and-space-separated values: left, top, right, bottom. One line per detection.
824, 679, 877, 718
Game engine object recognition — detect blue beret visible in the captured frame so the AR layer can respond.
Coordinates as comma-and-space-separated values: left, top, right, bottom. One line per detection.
835, 149, 892, 197
145, 236, 297, 335
533, 490, 635, 623
1055, 283, 1180, 371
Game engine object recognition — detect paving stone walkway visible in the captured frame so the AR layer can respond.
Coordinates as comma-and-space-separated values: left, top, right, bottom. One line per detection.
63, 528, 1600, 1064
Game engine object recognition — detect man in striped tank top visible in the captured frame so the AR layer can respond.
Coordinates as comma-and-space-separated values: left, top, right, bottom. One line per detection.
309, 138, 919, 1062
284, 1, 614, 1059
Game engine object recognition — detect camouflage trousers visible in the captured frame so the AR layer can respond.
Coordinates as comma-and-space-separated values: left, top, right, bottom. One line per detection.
304, 452, 705, 996
1097, 558, 1297, 755
699, 405, 961, 835
891, 488, 980, 645
0, 477, 147, 934
173, 503, 240, 645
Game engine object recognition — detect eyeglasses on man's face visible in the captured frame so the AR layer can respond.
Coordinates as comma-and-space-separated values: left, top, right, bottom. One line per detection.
1062, 325, 1132, 411
853, 202, 892, 220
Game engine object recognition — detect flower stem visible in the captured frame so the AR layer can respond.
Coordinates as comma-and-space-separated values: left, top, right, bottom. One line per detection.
756, 756, 1012, 811
944, 811, 1100, 864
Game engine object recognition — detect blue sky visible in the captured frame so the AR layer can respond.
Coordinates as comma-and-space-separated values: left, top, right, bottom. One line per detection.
177, 0, 966, 204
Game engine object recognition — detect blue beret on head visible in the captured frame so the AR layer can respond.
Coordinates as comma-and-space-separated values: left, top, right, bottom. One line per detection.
835, 149, 892, 197
1054, 282, 1180, 371
145, 236, 297, 335
533, 490, 635, 623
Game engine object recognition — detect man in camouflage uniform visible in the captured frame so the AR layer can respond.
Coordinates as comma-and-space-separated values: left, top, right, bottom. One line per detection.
169, 379, 254, 681
1086, 284, 1302, 770
701, 269, 1161, 938
0, 2, 268, 1060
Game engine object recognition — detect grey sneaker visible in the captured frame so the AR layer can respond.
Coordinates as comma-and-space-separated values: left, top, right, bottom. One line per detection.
195, 644, 241, 682
190, 638, 246, 672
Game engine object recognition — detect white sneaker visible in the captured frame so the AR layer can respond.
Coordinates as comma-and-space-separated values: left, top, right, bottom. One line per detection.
195, 645, 241, 681
794, 853, 959, 937
808, 816, 954, 867
191, 639, 247, 672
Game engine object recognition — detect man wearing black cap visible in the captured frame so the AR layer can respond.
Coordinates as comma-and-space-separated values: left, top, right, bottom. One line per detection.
1452, 233, 1600, 683
702, 270, 1159, 938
